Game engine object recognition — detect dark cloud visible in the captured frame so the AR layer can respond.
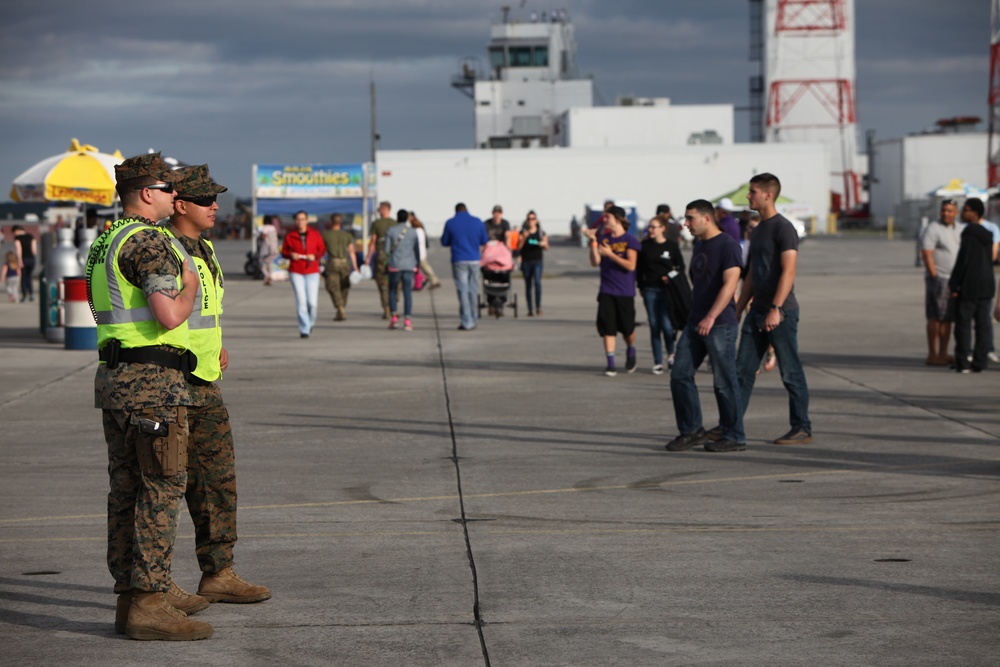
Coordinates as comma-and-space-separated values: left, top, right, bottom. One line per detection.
0, 0, 989, 198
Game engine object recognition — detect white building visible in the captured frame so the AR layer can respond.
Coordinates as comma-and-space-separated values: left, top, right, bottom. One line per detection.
558, 103, 734, 148
869, 131, 988, 234
377, 143, 830, 237
469, 10, 592, 149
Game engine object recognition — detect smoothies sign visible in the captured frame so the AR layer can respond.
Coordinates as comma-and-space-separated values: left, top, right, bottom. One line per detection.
255, 163, 364, 198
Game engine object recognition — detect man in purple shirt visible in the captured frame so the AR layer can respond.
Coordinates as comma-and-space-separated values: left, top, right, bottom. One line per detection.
715, 198, 742, 245
582, 206, 641, 376
666, 199, 745, 453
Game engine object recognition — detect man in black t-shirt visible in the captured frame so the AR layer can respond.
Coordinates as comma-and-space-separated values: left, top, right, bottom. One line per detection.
486, 205, 511, 249
734, 173, 812, 445
665, 199, 745, 453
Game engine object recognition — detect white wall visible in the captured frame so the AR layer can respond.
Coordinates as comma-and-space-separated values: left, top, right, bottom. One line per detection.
902, 133, 987, 199
376, 143, 830, 237
561, 105, 734, 148
870, 133, 988, 226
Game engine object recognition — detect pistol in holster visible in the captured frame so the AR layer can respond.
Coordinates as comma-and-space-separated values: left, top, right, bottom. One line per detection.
133, 407, 188, 477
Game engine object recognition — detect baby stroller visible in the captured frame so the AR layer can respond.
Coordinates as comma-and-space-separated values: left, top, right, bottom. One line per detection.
478, 240, 518, 318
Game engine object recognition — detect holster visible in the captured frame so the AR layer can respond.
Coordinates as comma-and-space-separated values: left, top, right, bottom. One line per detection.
102, 339, 122, 369
132, 407, 188, 477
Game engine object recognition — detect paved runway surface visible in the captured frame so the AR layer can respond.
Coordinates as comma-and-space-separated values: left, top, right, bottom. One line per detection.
0, 236, 998, 666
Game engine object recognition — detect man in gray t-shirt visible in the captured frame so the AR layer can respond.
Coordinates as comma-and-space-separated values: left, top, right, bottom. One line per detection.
920, 199, 965, 365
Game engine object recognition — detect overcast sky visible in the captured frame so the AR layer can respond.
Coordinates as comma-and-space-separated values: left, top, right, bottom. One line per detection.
0, 0, 988, 200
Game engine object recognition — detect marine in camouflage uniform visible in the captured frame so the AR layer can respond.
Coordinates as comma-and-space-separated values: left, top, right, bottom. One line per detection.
88, 152, 213, 640
367, 201, 395, 318
167, 165, 271, 605
321, 213, 359, 321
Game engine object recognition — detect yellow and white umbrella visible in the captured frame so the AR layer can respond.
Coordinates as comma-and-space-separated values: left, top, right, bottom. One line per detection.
10, 138, 124, 207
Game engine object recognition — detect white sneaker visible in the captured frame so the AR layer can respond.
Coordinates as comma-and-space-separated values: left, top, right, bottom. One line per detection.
989, 352, 1000, 363
652, 364, 664, 375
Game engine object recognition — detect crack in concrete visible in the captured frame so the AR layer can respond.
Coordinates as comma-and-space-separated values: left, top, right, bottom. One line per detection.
430, 290, 492, 667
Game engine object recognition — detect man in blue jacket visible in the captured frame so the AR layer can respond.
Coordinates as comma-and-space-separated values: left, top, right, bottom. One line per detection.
441, 203, 488, 330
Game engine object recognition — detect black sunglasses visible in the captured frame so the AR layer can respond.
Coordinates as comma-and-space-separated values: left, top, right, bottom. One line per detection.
134, 182, 175, 194
177, 195, 217, 207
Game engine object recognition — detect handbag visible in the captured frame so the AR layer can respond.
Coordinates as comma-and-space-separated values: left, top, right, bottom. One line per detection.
413, 266, 426, 291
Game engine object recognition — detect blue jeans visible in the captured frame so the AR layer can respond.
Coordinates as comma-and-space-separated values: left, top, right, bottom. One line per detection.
521, 260, 543, 312
736, 308, 811, 433
388, 270, 414, 317
452, 261, 480, 329
289, 272, 320, 335
670, 323, 744, 442
642, 287, 676, 365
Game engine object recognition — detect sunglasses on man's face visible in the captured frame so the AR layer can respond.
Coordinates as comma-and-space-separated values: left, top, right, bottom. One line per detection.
135, 182, 175, 194
177, 195, 217, 207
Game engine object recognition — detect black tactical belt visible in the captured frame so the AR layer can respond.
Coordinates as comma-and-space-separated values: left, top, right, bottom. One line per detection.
99, 340, 208, 385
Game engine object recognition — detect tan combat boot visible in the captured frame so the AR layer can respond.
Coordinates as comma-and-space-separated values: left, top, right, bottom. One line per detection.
125, 591, 213, 641
198, 567, 271, 603
115, 583, 209, 634
166, 580, 210, 615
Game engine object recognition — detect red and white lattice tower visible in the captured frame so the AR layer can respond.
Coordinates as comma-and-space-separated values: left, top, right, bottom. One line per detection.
988, 0, 1000, 188
764, 0, 859, 211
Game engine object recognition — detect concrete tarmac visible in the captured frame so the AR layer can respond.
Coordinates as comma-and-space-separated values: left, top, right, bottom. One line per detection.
0, 236, 998, 666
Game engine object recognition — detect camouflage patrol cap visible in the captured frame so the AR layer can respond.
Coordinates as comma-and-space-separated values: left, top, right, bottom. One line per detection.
174, 164, 228, 198
114, 152, 180, 184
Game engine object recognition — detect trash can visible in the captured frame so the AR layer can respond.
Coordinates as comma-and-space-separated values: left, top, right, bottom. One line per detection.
63, 276, 97, 350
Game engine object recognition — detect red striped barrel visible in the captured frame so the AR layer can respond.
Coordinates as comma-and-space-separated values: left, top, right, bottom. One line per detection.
63, 276, 97, 350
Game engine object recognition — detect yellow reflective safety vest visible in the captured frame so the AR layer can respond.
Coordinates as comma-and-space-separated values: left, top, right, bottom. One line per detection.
163, 227, 224, 382
86, 218, 224, 383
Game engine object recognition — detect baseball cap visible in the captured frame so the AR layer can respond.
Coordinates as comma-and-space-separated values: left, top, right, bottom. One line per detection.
718, 197, 734, 210
655, 204, 671, 215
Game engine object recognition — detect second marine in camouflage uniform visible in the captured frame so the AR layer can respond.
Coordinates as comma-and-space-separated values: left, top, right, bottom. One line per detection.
165, 164, 271, 606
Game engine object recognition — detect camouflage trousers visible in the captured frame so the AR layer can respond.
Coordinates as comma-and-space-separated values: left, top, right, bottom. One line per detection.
324, 258, 352, 311
374, 251, 389, 310
105, 406, 188, 594
185, 396, 238, 574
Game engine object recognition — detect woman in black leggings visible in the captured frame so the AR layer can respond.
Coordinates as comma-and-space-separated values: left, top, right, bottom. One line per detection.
517, 211, 548, 316
13, 225, 36, 302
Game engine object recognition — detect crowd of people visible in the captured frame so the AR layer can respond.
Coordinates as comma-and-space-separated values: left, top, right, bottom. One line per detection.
583, 174, 812, 453
250, 201, 550, 334
919, 197, 1000, 373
